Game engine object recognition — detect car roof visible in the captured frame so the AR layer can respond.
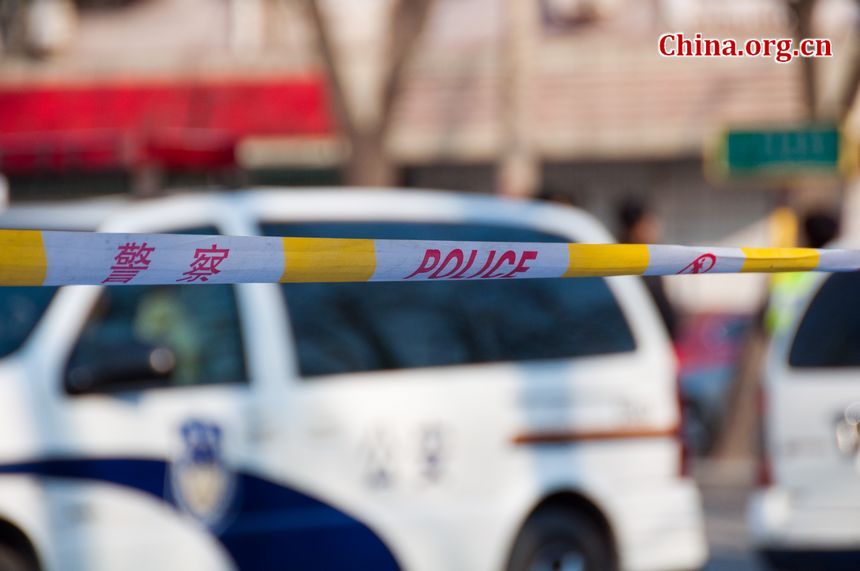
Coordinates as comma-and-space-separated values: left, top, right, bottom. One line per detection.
99, 188, 615, 243
0, 195, 128, 231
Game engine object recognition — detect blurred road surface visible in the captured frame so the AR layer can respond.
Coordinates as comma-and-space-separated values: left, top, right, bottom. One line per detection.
697, 460, 764, 571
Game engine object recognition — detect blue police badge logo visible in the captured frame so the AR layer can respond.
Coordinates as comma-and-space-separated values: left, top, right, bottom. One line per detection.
169, 419, 238, 529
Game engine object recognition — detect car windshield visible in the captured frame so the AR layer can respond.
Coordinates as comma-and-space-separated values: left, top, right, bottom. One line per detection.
0, 287, 58, 358
789, 273, 860, 368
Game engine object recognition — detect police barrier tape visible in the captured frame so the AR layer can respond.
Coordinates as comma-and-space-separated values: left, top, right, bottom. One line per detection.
0, 229, 854, 286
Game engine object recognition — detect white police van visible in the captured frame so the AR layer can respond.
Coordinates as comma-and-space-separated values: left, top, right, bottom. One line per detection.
0, 190, 706, 571
749, 248, 860, 570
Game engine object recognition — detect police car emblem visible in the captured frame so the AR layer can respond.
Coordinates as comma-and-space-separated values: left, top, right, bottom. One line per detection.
169, 419, 237, 529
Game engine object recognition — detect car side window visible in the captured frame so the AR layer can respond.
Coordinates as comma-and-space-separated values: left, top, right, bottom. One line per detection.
0, 286, 57, 358
263, 222, 636, 378
65, 283, 247, 394
789, 273, 860, 368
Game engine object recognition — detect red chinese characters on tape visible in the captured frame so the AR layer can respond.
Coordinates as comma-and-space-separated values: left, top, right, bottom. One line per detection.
103, 242, 155, 284
404, 248, 539, 280
677, 253, 716, 275
178, 244, 230, 283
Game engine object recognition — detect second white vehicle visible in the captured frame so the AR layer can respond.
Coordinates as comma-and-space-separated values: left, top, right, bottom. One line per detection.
750, 246, 860, 570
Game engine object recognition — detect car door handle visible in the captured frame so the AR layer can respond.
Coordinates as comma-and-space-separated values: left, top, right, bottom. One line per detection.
834, 402, 860, 456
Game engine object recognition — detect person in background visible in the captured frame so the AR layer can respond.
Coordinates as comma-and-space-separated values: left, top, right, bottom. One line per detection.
617, 198, 678, 340
716, 208, 841, 459
765, 209, 840, 336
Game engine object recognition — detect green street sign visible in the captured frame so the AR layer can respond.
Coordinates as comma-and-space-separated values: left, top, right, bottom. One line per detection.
709, 124, 845, 182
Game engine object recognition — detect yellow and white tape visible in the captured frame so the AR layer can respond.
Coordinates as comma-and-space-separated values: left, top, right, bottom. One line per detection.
0, 229, 850, 286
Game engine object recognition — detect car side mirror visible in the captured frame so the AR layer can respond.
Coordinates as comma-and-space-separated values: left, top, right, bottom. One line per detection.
65, 341, 176, 395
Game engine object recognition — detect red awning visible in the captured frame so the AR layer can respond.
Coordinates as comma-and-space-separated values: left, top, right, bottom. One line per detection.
0, 76, 333, 173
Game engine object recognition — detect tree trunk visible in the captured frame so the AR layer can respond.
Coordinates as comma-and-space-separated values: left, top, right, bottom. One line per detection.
346, 131, 397, 187
300, 0, 434, 187
789, 0, 818, 117
498, 0, 539, 198
836, 0, 860, 118
713, 325, 767, 460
